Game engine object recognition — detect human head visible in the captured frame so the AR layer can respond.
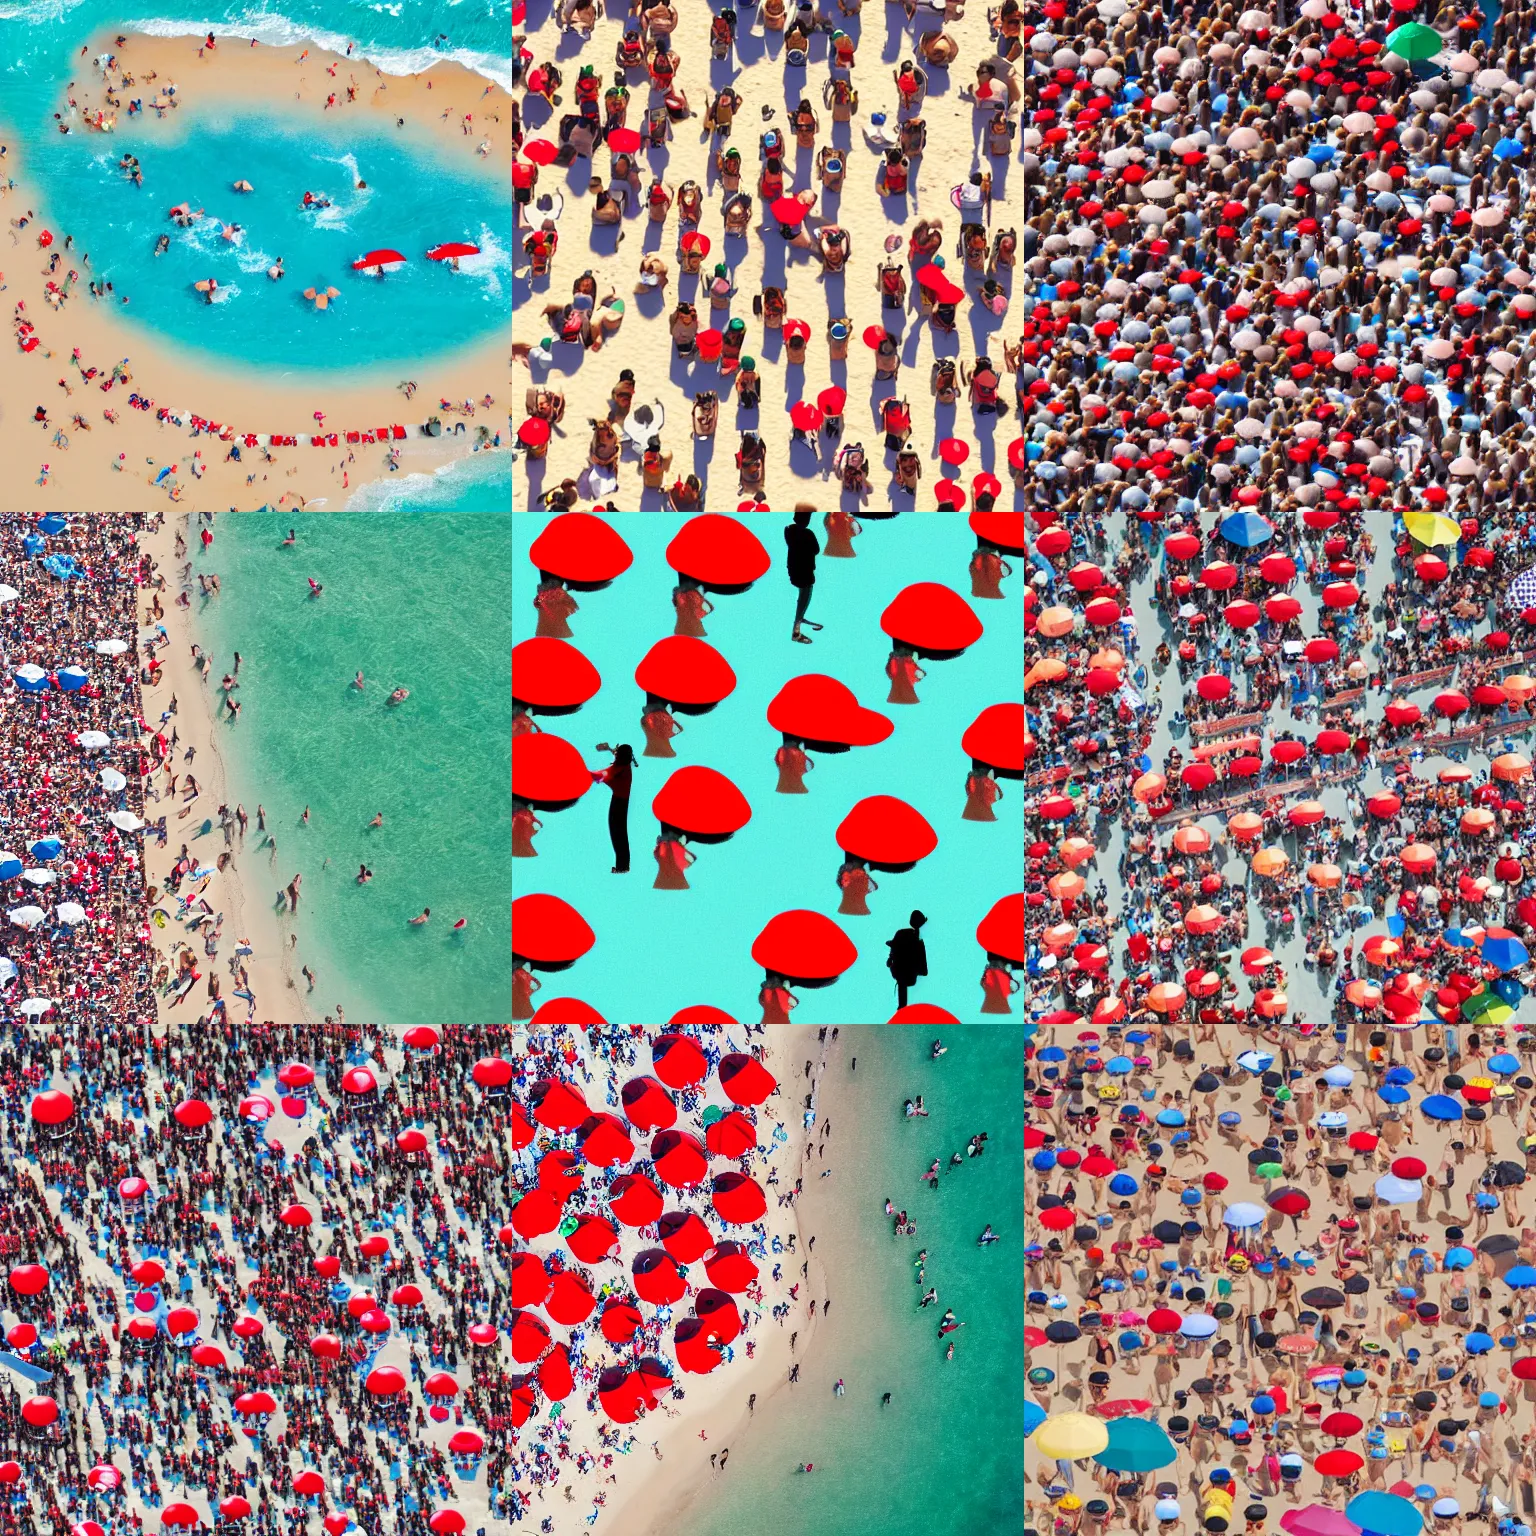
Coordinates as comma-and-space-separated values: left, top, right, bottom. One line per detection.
911, 910, 927, 929
793, 511, 812, 527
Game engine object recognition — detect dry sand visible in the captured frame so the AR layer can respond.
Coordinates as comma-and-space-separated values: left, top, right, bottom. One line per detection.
0, 30, 511, 513
513, 0, 1018, 511
136, 513, 317, 1027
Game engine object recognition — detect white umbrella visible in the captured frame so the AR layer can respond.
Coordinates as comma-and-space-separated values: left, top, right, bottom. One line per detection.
20, 870, 55, 886
16, 999, 53, 1016
100, 768, 127, 793
1226, 125, 1261, 152
1284, 89, 1313, 110
1473, 205, 1507, 226
1149, 91, 1180, 113
53, 904, 86, 926
1342, 111, 1376, 133
0, 585, 17, 604
1475, 68, 1509, 90
1450, 457, 1479, 477
7, 907, 45, 930
108, 811, 144, 833
0, 959, 15, 984
94, 638, 129, 656
77, 731, 110, 750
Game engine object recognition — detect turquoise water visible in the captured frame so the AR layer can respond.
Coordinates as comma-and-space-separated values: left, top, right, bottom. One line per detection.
0, 0, 510, 373
669, 1026, 1024, 1536
512, 513, 1024, 1023
346, 447, 511, 510
194, 511, 510, 1023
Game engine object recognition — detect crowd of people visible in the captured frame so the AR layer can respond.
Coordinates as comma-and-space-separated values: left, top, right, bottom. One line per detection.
0, 512, 157, 1029
1024, 0, 1536, 1026
1027, 1020, 1536, 1536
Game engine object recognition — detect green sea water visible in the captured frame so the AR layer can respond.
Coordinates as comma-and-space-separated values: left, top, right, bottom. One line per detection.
193, 511, 510, 1023
667, 1026, 1023, 1536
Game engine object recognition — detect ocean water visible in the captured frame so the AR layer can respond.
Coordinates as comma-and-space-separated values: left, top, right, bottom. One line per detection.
512, 513, 1024, 1024
345, 446, 511, 509
193, 510, 511, 1023
0, 0, 510, 372
666, 1026, 1024, 1536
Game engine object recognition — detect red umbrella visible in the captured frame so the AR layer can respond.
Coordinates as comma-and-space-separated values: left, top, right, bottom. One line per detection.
521, 139, 558, 165
962, 703, 1027, 776
939, 438, 971, 466
651, 1130, 709, 1187
516, 418, 552, 448
770, 196, 808, 226
914, 263, 951, 290
817, 386, 847, 415
513, 732, 592, 806
696, 1288, 741, 1343
634, 635, 737, 711
30, 1090, 73, 1125
705, 1110, 757, 1158
674, 1317, 725, 1375
718, 1053, 778, 1105
969, 513, 1024, 551
426, 242, 481, 260
527, 1077, 591, 1130
539, 1344, 574, 1401
750, 910, 857, 987
711, 1172, 767, 1224
783, 318, 811, 343
633, 1250, 688, 1305
791, 401, 824, 431
652, 1034, 709, 1088
351, 249, 407, 270
835, 794, 938, 869
977, 892, 1025, 964
528, 513, 634, 588
606, 128, 642, 153
600, 1298, 644, 1345
971, 473, 1003, 500
1265, 596, 1302, 622
880, 582, 984, 654
1314, 1449, 1364, 1477
704, 1241, 758, 1292
659, 1211, 715, 1264
621, 1077, 677, 1133
680, 231, 711, 256
864, 325, 894, 349
577, 1114, 634, 1169
935, 480, 966, 510
539, 1149, 583, 1198
512, 638, 601, 713
509, 1310, 552, 1364
510, 1189, 563, 1239
669, 1004, 739, 1023
598, 1367, 644, 1423
608, 1173, 663, 1228
512, 895, 595, 969
545, 1270, 597, 1326
767, 673, 892, 749
664, 514, 771, 591
1095, 1399, 1155, 1419
652, 765, 752, 840
510, 1253, 550, 1308
696, 328, 724, 361
888, 1004, 963, 1022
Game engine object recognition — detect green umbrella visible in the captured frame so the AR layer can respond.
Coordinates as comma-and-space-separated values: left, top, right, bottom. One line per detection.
1463, 992, 1514, 1026
1386, 22, 1442, 60
1257, 1161, 1284, 1179
1094, 1417, 1177, 1473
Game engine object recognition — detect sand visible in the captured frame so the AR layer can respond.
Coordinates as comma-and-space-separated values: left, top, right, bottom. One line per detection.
136, 513, 317, 1027
512, 0, 1018, 511
0, 29, 511, 513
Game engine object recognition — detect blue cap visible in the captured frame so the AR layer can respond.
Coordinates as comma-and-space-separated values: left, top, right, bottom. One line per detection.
871, 112, 886, 124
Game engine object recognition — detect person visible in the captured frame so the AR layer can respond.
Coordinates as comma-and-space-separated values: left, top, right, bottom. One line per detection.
785, 510, 821, 644
885, 642, 925, 704
653, 824, 695, 889
885, 910, 928, 1010
836, 856, 877, 915
759, 971, 796, 1023
977, 1224, 998, 1245
591, 743, 634, 873
963, 762, 1003, 821
881, 1392, 892, 1406
408, 907, 430, 925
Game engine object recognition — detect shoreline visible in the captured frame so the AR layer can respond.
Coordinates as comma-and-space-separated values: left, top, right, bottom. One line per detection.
0, 27, 509, 512
610, 1023, 831, 1536
136, 513, 317, 1026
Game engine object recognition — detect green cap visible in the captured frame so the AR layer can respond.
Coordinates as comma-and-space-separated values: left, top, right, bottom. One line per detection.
741, 356, 755, 370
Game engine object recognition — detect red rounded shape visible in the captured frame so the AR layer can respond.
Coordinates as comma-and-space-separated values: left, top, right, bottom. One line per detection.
512, 638, 602, 711
705, 1110, 757, 1158
634, 636, 737, 708
977, 893, 1025, 964
660, 1210, 716, 1264
664, 515, 771, 587
888, 1004, 963, 1022
652, 1033, 709, 1087
578, 1114, 635, 1169
633, 1249, 688, 1305
835, 794, 938, 865
510, 1189, 565, 1240
674, 1317, 725, 1375
968, 513, 1025, 552
30, 1090, 73, 1125
771, 195, 808, 226
767, 674, 892, 747
309, 1333, 342, 1360
609, 1173, 664, 1227
750, 910, 857, 982
513, 895, 596, 967
711, 1172, 767, 1224
606, 127, 642, 153
512, 732, 593, 805
539, 1343, 574, 1401
507, 1312, 552, 1366
791, 401, 823, 431
652, 766, 752, 838
961, 703, 1026, 774
517, 418, 550, 449
448, 1430, 484, 1456
718, 1053, 779, 1107
546, 1270, 598, 1326
278, 1203, 312, 1228
161, 1507, 199, 1529
396, 1128, 427, 1154
601, 1297, 644, 1345
341, 1067, 376, 1095
292, 1472, 325, 1497
566, 1212, 621, 1265
528, 514, 634, 585
510, 1252, 551, 1308
173, 1098, 212, 1128
220, 1498, 252, 1520
704, 1242, 759, 1292
651, 1130, 710, 1187
879, 582, 984, 651
622, 1076, 678, 1133
8, 1265, 47, 1297
530, 997, 608, 1025
20, 1397, 57, 1426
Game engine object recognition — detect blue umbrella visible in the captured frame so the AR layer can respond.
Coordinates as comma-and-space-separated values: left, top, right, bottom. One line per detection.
1503, 1266, 1536, 1290
0, 855, 20, 881
1495, 978, 1524, 1006
1038, 1046, 1066, 1062
41, 554, 77, 581
1024, 1400, 1047, 1437
1179, 1314, 1218, 1338
1444, 1247, 1474, 1270
1109, 1174, 1140, 1197
26, 839, 61, 862
1442, 926, 1475, 948
1220, 510, 1275, 547
35, 515, 66, 536
1252, 1394, 1276, 1415
1236, 1051, 1274, 1073
1420, 1094, 1463, 1122
1157, 1109, 1187, 1127
13, 665, 47, 693
1376, 1084, 1410, 1105
1347, 1491, 1425, 1536
1031, 1151, 1057, 1171
1482, 933, 1530, 972
1495, 137, 1524, 159
1465, 1332, 1495, 1354
1095, 1417, 1177, 1473
1383, 1066, 1415, 1085
1119, 1330, 1144, 1351
1489, 1053, 1521, 1076
55, 667, 88, 693
1105, 1055, 1134, 1075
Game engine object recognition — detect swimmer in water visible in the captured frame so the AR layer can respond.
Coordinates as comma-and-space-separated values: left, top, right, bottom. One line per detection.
354, 671, 365, 689
408, 907, 430, 925
387, 687, 409, 705
307, 578, 323, 596
931, 1038, 947, 1058
368, 812, 383, 828
282, 528, 296, 545
356, 865, 372, 884
978, 1224, 999, 1246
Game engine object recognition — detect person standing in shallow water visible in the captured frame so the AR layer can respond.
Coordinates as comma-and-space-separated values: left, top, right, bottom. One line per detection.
785, 510, 822, 644
885, 909, 928, 1011
590, 743, 634, 872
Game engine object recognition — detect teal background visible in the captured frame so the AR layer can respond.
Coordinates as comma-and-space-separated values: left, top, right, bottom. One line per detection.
513, 513, 1023, 1024
196, 510, 510, 1023
669, 1026, 1024, 1536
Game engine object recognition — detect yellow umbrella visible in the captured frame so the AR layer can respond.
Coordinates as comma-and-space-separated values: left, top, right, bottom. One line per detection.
1403, 510, 1462, 548
1252, 846, 1290, 877
1492, 753, 1532, 782
1033, 1411, 1110, 1460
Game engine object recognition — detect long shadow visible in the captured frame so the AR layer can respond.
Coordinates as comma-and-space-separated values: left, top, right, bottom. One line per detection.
760, 331, 784, 366
524, 454, 546, 510
588, 223, 624, 258
523, 97, 553, 131
634, 286, 668, 321
555, 30, 588, 60
692, 436, 715, 480
643, 218, 663, 254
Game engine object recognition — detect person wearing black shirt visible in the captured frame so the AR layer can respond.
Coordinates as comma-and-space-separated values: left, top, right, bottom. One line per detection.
784, 510, 823, 643
886, 910, 928, 1011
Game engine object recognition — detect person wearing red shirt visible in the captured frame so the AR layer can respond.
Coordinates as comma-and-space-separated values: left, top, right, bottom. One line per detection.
590, 743, 635, 872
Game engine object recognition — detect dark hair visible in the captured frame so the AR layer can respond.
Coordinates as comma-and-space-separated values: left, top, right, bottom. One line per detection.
614, 744, 636, 766
793, 510, 812, 527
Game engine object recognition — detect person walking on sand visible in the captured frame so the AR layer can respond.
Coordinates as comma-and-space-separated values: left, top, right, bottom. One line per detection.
784, 510, 822, 644
590, 743, 634, 873
885, 910, 928, 1010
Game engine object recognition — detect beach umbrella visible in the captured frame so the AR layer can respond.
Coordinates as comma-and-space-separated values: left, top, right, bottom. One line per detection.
962, 704, 1027, 778
836, 795, 937, 872
790, 401, 824, 432
606, 127, 642, 153
1095, 1418, 1176, 1472
704, 1241, 758, 1293
704, 1110, 756, 1158
351, 249, 407, 271
750, 910, 857, 988
665, 515, 771, 593
1419, 1094, 1463, 1121
1386, 22, 1443, 59
1220, 511, 1274, 547
1024, 1401, 1047, 1438
651, 1034, 709, 1089
512, 638, 601, 714
1179, 1313, 1218, 1338
1346, 1492, 1423, 1536
767, 673, 892, 752
632, 1250, 687, 1305
516, 418, 551, 449
621, 1077, 677, 1133
668, 1005, 739, 1025
816, 385, 847, 417
1482, 930, 1530, 971
529, 513, 634, 589
608, 1173, 663, 1228
674, 1317, 725, 1375
527, 1078, 590, 1133
939, 438, 971, 467
718, 1053, 777, 1106
711, 1172, 766, 1224
658, 1211, 715, 1265
976, 893, 1024, 965
770, 196, 809, 227
651, 1131, 708, 1187
680, 231, 711, 257
54, 904, 85, 926
634, 636, 737, 714
1094, 1400, 1154, 1419
881, 582, 983, 658
512, 895, 594, 970
1033, 1412, 1109, 1460
521, 139, 559, 165
513, 732, 593, 810
1223, 1202, 1266, 1228
426, 242, 481, 261
864, 325, 894, 350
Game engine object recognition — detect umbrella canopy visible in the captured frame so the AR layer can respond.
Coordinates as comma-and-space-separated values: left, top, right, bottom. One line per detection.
512, 732, 593, 807
351, 248, 407, 270
1346, 1492, 1423, 1536
606, 127, 642, 153
1386, 21, 1443, 60
1033, 1411, 1109, 1460
1220, 510, 1275, 547
880, 582, 984, 655
1094, 1417, 1176, 1473
835, 795, 938, 869
512, 894, 595, 968
718, 1053, 778, 1106
767, 673, 893, 750
651, 1034, 709, 1088
512, 638, 601, 713
770, 196, 809, 226
664, 515, 771, 592
529, 513, 634, 587
634, 636, 737, 712
976, 893, 1024, 964
426, 242, 481, 260
750, 910, 857, 986
962, 703, 1027, 777
651, 766, 752, 840
620, 1076, 677, 1132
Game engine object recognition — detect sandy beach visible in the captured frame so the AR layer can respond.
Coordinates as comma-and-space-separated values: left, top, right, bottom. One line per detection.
0, 28, 511, 512
136, 513, 316, 1026
512, 0, 1020, 511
